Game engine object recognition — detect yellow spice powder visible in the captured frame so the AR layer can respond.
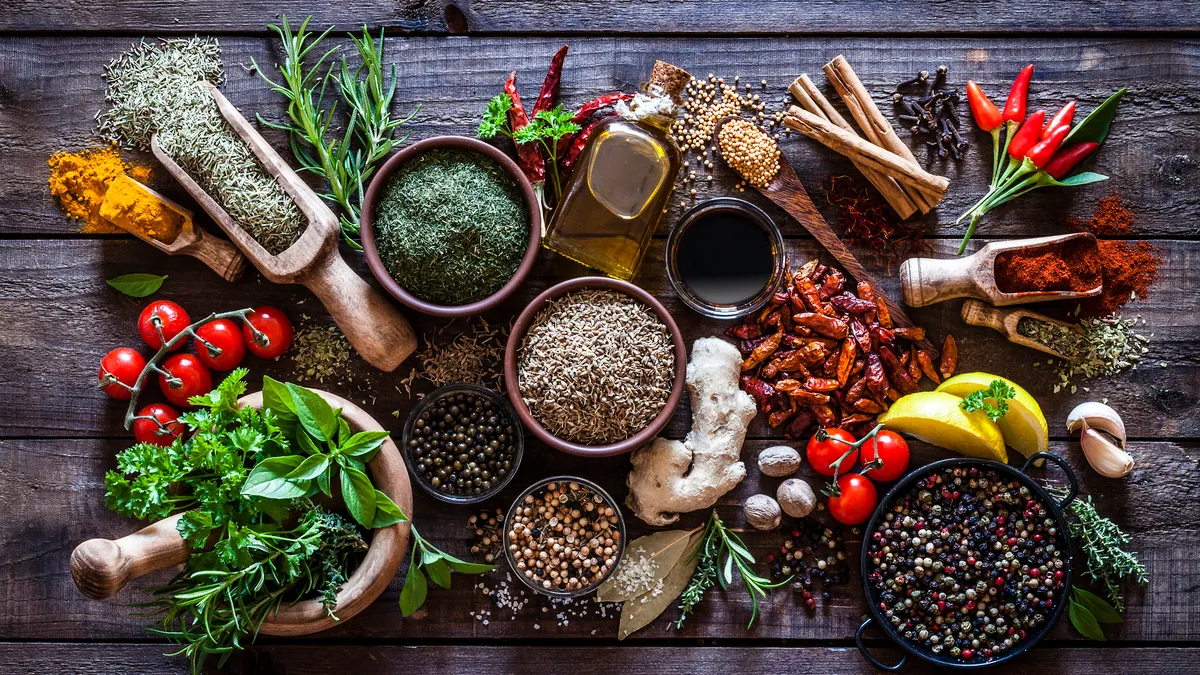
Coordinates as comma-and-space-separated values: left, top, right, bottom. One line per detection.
99, 174, 183, 243
47, 146, 153, 234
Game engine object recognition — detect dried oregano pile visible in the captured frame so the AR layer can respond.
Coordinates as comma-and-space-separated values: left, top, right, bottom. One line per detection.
517, 289, 675, 444
97, 37, 304, 254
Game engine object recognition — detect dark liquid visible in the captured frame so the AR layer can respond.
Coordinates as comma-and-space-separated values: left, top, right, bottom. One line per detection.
676, 211, 774, 305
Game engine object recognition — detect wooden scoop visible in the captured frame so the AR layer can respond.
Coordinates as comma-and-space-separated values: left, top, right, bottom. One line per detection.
961, 299, 1079, 360
101, 174, 247, 282
713, 116, 938, 357
150, 82, 417, 371
899, 232, 1102, 307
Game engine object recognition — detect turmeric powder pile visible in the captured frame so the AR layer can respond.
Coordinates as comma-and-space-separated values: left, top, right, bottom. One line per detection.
100, 174, 183, 243
47, 146, 152, 234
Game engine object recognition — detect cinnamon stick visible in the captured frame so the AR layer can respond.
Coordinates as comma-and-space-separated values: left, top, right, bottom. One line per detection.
789, 75, 918, 220
783, 107, 949, 200
823, 55, 945, 212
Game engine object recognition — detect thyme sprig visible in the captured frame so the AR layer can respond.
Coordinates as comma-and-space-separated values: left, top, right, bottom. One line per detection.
676, 510, 791, 629
255, 16, 418, 248
1050, 488, 1147, 611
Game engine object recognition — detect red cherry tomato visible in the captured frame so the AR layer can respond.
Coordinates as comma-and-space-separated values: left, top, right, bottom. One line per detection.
193, 318, 246, 371
158, 353, 212, 407
132, 403, 183, 447
806, 428, 858, 476
98, 347, 146, 400
828, 473, 878, 525
861, 431, 911, 483
242, 306, 294, 359
138, 301, 191, 351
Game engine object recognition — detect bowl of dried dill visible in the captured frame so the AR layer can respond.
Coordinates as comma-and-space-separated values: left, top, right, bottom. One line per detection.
361, 136, 541, 317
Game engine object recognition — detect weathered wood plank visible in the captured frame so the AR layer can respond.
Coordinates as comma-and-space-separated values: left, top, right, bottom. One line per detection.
0, 237, 1194, 440
2, 37, 1197, 237
2, 434, 1194, 642
1, 1, 1197, 34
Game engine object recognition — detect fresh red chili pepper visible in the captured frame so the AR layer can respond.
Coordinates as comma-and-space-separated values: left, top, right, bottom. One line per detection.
531, 45, 568, 119
1002, 64, 1034, 123
966, 81, 1003, 131
1044, 141, 1098, 179
1006, 110, 1045, 160
505, 72, 545, 183
1043, 101, 1076, 140
1027, 124, 1070, 168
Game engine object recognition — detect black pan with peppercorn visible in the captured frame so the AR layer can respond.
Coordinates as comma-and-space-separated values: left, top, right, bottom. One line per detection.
856, 454, 1078, 670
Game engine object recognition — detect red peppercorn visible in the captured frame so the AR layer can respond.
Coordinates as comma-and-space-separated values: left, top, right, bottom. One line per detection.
767, 554, 776, 563
1054, 570, 1064, 580
962, 649, 974, 659
1030, 568, 1040, 578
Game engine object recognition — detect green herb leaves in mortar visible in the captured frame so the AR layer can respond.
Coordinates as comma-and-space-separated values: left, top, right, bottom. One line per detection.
374, 148, 528, 306
106, 273, 167, 297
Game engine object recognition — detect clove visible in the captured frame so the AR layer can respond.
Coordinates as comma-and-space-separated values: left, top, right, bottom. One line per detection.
892, 65, 966, 161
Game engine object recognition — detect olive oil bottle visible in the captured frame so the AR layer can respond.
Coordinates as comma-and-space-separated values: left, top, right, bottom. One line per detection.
543, 61, 691, 280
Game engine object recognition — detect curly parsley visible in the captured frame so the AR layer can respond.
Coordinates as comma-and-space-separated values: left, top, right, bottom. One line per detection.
959, 379, 1017, 421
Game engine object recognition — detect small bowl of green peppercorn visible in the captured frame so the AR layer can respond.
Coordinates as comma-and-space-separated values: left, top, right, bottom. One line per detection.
401, 384, 524, 504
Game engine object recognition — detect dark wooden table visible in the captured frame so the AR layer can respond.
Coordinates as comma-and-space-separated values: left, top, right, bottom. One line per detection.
1, 2, 1197, 673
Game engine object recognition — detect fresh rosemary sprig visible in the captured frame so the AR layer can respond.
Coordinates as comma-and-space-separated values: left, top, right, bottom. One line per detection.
675, 510, 791, 629
1050, 488, 1147, 611
255, 16, 417, 248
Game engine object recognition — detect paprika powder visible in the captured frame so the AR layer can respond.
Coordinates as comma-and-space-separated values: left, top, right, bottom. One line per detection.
994, 237, 1103, 293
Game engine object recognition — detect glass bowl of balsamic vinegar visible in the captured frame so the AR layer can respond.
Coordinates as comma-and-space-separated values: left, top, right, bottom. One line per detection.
665, 197, 786, 319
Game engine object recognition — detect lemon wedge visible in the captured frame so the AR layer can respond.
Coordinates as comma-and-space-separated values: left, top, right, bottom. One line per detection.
937, 373, 1048, 460
878, 391, 1007, 463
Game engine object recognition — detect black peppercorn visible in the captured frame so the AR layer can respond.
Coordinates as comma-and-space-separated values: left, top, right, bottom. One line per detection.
409, 390, 517, 497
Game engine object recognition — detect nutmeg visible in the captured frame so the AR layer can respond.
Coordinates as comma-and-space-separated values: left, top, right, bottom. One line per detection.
757, 445, 801, 477
744, 494, 782, 530
777, 478, 816, 518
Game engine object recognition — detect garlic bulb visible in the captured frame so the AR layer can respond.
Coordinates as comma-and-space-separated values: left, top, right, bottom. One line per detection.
1079, 420, 1135, 478
1066, 402, 1126, 449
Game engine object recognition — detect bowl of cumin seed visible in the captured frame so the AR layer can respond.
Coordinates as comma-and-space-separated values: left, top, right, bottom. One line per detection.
503, 277, 687, 457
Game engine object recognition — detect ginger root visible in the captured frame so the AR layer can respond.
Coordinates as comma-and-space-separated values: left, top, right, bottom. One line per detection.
626, 337, 757, 526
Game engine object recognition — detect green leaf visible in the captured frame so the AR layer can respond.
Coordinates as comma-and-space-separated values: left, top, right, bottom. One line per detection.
340, 464, 377, 528
959, 380, 1016, 422
286, 383, 337, 441
316, 467, 332, 497
1064, 89, 1126, 147
442, 552, 496, 575
1069, 598, 1106, 640
513, 105, 581, 145
1051, 171, 1109, 188
478, 93, 513, 139
106, 273, 167, 298
399, 566, 428, 617
296, 429, 323, 457
241, 456, 309, 499
1074, 587, 1124, 623
371, 491, 408, 528
286, 454, 330, 480
340, 430, 390, 459
337, 417, 353, 445
424, 558, 453, 589
262, 377, 296, 416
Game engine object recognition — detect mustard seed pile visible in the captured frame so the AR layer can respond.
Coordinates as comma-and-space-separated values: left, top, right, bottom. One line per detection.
717, 118, 781, 188
517, 289, 675, 444
506, 481, 623, 593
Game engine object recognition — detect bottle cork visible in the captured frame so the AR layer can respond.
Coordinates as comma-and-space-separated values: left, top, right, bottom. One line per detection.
649, 61, 692, 102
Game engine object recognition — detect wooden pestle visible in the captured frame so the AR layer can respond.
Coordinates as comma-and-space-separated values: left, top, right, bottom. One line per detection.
70, 513, 187, 600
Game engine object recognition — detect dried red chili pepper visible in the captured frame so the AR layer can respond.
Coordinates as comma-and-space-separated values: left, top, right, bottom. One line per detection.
870, 323, 895, 347
818, 268, 845, 299
784, 408, 817, 440
880, 347, 918, 394
804, 377, 841, 393
769, 407, 798, 428
853, 399, 884, 414
793, 313, 848, 339
917, 349, 941, 384
795, 277, 828, 315
907, 345, 922, 383
856, 281, 879, 324
531, 45, 568, 119
742, 331, 782, 371
740, 376, 775, 406
872, 290, 893, 329
939, 334, 958, 380
830, 293, 876, 315
893, 326, 926, 341
738, 336, 765, 355
850, 318, 873, 354
572, 92, 633, 124
845, 376, 867, 403
504, 72, 545, 183
836, 339, 857, 386
789, 390, 831, 406
726, 323, 761, 340
866, 352, 888, 398
840, 413, 875, 429
811, 403, 837, 426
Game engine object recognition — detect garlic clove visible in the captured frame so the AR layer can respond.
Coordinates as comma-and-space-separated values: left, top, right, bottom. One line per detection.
1066, 401, 1127, 449
1079, 421, 1135, 478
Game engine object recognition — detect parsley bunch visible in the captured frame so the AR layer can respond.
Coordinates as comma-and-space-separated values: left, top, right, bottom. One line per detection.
959, 379, 1017, 421
478, 95, 580, 202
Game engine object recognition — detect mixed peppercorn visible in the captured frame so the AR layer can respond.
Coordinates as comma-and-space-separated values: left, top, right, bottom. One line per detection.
408, 389, 518, 497
866, 465, 1067, 663
768, 518, 852, 609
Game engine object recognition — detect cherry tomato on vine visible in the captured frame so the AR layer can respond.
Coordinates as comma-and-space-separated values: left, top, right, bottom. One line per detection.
158, 353, 212, 407
861, 430, 911, 483
132, 403, 182, 447
138, 301, 191, 351
193, 318, 246, 371
827, 473, 878, 525
98, 347, 146, 400
242, 306, 294, 359
807, 428, 858, 476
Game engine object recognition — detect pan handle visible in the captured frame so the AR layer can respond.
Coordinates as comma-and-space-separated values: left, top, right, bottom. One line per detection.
855, 617, 907, 671
1021, 452, 1079, 509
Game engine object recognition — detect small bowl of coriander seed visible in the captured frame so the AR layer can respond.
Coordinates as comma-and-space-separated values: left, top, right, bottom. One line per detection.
401, 384, 523, 504
503, 476, 626, 597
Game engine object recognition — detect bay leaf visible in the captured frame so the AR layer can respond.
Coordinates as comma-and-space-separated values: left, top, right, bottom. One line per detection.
618, 530, 704, 640
597, 527, 697, 602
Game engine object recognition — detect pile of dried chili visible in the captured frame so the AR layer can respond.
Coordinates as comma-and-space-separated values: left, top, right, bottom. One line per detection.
824, 176, 925, 271
994, 238, 1103, 293
732, 260, 956, 439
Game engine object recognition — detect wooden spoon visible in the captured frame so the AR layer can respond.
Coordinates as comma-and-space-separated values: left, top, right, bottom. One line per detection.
713, 116, 939, 357
899, 232, 1102, 307
150, 82, 417, 372
101, 174, 247, 282
961, 299, 1078, 360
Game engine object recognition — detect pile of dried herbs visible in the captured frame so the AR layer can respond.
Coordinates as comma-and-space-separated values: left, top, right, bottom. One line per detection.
824, 175, 925, 271
405, 318, 508, 392
1019, 313, 1152, 392
291, 324, 354, 385
375, 149, 528, 305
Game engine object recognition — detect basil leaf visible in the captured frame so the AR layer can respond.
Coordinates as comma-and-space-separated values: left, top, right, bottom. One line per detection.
262, 377, 296, 416
296, 429, 323, 457
317, 468, 332, 498
399, 566, 427, 617
106, 273, 167, 298
241, 456, 309, 499
371, 491, 408, 528
286, 454, 330, 480
424, 558, 453, 590
442, 553, 496, 575
340, 430, 390, 460
286, 383, 337, 441
1069, 598, 1106, 641
1074, 587, 1123, 623
1064, 88, 1126, 147
422, 547, 443, 567
340, 464, 376, 528
337, 418, 353, 445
